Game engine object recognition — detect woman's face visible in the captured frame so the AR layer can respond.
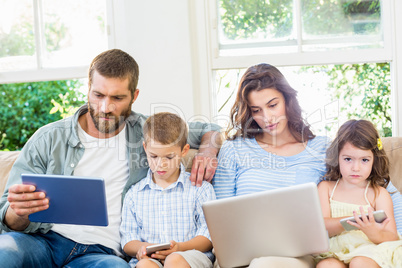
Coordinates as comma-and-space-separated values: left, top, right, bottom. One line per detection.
248, 88, 288, 137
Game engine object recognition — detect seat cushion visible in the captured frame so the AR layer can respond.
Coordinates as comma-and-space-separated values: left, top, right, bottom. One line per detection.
0, 151, 20, 194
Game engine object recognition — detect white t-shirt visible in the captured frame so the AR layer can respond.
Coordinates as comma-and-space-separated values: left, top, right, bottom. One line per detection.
52, 123, 129, 255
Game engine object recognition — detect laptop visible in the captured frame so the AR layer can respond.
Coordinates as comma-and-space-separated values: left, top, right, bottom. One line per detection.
202, 182, 329, 268
21, 174, 109, 226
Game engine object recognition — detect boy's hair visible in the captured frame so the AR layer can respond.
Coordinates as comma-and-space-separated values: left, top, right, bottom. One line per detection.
325, 119, 390, 189
88, 49, 139, 98
143, 112, 188, 149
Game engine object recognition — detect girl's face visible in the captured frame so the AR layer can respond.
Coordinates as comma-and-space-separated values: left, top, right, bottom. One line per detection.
248, 88, 288, 137
339, 142, 374, 186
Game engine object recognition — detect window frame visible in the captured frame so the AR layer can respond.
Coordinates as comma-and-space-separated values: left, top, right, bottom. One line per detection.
0, 0, 115, 84
191, 0, 402, 136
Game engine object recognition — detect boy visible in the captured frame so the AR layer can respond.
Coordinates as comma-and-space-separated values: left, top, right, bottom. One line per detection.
120, 112, 216, 268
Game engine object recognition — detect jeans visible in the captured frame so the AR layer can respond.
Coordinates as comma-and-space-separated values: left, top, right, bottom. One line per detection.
0, 230, 129, 268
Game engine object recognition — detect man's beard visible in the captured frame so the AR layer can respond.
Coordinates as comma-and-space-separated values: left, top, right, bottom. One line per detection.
89, 103, 131, 134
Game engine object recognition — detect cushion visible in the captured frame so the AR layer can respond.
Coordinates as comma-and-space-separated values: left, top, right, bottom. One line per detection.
382, 137, 402, 193
0, 151, 20, 194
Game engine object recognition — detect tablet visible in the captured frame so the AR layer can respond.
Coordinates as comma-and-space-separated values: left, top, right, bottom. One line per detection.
21, 174, 109, 226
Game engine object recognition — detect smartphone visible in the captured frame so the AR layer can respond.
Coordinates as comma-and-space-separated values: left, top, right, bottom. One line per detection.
340, 210, 387, 231
146, 242, 171, 256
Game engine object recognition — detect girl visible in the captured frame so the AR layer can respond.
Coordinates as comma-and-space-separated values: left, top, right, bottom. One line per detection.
316, 119, 402, 267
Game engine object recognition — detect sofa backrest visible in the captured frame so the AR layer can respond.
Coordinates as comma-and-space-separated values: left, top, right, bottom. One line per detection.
383, 137, 402, 192
0, 149, 198, 195
0, 137, 401, 195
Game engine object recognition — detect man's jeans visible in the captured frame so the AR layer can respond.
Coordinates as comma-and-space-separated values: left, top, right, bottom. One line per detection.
0, 230, 129, 268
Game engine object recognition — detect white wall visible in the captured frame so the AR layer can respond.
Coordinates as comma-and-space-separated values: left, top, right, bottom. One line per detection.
113, 0, 200, 122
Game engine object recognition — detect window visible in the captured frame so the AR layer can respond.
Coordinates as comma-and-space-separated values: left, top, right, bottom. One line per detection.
193, 0, 401, 136
0, 0, 111, 83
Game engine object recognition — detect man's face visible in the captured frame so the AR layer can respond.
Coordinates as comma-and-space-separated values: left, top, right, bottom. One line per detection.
87, 70, 138, 136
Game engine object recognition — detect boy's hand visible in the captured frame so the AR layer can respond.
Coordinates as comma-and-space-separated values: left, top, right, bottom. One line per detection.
136, 246, 150, 261
148, 241, 177, 260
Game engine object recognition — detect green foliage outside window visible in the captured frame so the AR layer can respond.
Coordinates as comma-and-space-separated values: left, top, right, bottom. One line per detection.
0, 80, 85, 151
303, 63, 391, 137
219, 0, 293, 40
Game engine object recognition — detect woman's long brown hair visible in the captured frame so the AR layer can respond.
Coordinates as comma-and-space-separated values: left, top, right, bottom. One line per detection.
225, 63, 315, 143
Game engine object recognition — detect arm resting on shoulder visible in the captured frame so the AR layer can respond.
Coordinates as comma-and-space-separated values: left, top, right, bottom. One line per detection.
189, 129, 223, 186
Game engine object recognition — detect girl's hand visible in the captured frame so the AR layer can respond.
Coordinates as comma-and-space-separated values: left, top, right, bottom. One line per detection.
136, 246, 150, 261
347, 207, 390, 240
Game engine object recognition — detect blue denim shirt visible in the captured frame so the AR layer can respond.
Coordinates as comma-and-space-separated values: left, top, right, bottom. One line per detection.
0, 105, 221, 234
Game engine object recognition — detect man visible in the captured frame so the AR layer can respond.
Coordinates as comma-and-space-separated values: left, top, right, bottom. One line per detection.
0, 49, 221, 267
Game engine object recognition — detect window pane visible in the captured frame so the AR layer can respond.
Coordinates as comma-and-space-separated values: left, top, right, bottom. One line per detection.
301, 0, 382, 51
0, 0, 36, 71
42, 0, 108, 68
218, 0, 296, 55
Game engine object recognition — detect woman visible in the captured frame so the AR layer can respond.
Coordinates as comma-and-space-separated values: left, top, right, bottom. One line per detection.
213, 63, 328, 267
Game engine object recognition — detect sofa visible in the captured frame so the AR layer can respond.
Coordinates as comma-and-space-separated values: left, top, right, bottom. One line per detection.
0, 137, 401, 267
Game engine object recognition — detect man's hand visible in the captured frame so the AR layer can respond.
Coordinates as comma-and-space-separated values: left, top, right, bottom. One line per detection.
189, 130, 222, 187
5, 184, 49, 230
189, 152, 218, 186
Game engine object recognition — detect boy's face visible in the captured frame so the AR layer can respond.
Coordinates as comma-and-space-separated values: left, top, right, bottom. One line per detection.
144, 139, 190, 185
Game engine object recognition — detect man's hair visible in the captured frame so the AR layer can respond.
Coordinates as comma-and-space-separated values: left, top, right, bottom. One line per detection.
88, 49, 139, 97
143, 112, 188, 149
